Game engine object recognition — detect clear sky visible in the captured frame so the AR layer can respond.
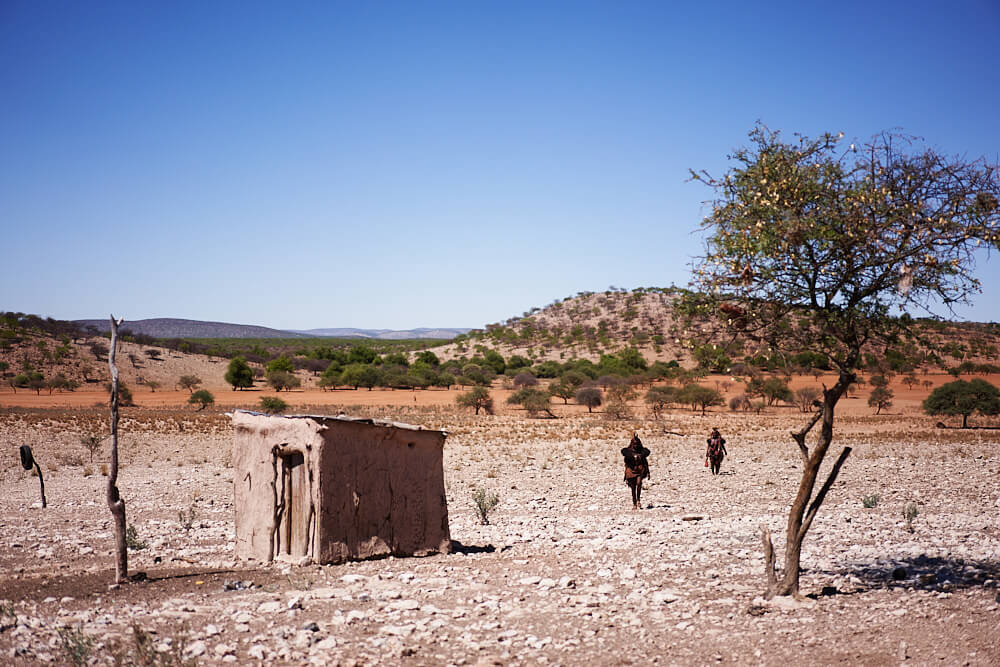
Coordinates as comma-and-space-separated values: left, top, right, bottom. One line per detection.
2, 0, 999, 330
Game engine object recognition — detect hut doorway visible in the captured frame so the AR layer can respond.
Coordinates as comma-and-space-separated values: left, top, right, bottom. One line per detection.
277, 451, 310, 557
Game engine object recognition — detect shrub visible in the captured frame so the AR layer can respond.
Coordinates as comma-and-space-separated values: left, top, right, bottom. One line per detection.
258, 396, 288, 414
604, 384, 635, 420
729, 394, 750, 412
862, 493, 880, 509
266, 370, 301, 392
125, 524, 147, 550
187, 389, 215, 411
80, 433, 104, 462
472, 488, 500, 525
512, 372, 538, 389
57, 625, 94, 667
178, 504, 196, 531
677, 384, 724, 415
794, 386, 822, 412
507, 387, 555, 418
225, 356, 255, 390
903, 502, 919, 532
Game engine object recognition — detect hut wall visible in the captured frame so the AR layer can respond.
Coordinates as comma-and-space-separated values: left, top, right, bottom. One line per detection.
314, 420, 450, 563
232, 412, 325, 561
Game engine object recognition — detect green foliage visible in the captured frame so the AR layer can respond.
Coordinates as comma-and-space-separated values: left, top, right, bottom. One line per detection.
416, 350, 440, 367
862, 493, 880, 509
482, 349, 506, 374
266, 355, 295, 373
456, 386, 493, 415
507, 387, 555, 418
761, 377, 792, 406
868, 386, 894, 414
548, 374, 580, 403
340, 363, 381, 390
347, 345, 379, 365
472, 487, 500, 525
693, 343, 731, 372
57, 624, 94, 667
187, 389, 215, 410
266, 370, 301, 392
125, 524, 147, 550
177, 375, 202, 393
532, 360, 562, 378
318, 361, 343, 389
677, 384, 724, 415
225, 356, 254, 390
104, 382, 135, 406
922, 379, 1000, 428
259, 396, 288, 414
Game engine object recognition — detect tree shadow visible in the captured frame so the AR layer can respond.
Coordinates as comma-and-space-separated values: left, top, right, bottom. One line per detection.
450, 539, 497, 554
809, 554, 1000, 598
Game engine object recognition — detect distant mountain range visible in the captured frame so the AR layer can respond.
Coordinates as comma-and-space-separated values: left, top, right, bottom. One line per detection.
288, 327, 471, 340
74, 318, 470, 340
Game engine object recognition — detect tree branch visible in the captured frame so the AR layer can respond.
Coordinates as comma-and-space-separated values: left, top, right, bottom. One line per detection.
798, 446, 852, 542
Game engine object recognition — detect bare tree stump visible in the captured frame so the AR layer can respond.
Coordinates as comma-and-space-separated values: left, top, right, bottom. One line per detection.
107, 315, 128, 584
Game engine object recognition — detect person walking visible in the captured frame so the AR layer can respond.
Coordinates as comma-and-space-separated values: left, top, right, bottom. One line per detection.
621, 432, 650, 510
705, 428, 728, 475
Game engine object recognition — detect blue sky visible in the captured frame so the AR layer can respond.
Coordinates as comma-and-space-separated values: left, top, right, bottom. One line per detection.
2, 0, 999, 330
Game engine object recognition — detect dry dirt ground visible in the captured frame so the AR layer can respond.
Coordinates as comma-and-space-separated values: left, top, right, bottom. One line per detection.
1, 391, 999, 665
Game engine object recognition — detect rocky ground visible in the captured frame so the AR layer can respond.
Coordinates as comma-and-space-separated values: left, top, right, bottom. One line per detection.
1, 406, 999, 665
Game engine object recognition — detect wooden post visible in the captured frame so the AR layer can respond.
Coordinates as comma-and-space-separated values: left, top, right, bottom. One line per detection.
107, 315, 128, 584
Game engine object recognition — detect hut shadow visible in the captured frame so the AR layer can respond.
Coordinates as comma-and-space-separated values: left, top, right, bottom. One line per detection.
807, 554, 1000, 598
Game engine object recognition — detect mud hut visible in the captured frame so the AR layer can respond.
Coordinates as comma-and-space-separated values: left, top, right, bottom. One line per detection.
231, 411, 450, 564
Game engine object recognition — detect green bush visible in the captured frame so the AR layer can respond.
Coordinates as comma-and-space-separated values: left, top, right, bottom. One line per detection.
259, 396, 288, 414
187, 389, 215, 411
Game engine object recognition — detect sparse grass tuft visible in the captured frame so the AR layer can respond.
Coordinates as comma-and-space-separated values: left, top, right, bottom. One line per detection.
903, 502, 919, 532
178, 504, 196, 531
57, 625, 94, 667
862, 493, 880, 508
126, 524, 147, 550
472, 487, 500, 525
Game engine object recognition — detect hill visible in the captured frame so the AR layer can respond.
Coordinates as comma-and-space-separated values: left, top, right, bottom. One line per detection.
74, 318, 309, 339
435, 287, 1000, 374
290, 327, 470, 340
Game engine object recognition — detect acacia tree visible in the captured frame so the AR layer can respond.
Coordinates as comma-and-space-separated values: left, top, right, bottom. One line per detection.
923, 378, 1000, 427
690, 124, 1000, 598
456, 386, 494, 415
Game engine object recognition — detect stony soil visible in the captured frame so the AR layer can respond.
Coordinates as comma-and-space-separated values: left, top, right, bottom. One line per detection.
1, 404, 999, 665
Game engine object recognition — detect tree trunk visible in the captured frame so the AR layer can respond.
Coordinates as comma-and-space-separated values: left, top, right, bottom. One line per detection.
33, 462, 46, 508
107, 316, 128, 584
765, 370, 854, 598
